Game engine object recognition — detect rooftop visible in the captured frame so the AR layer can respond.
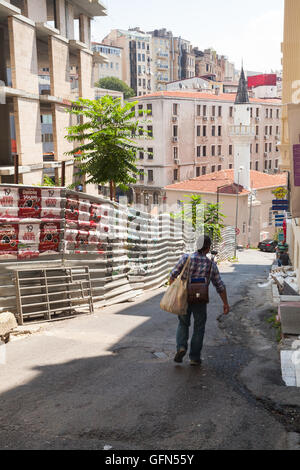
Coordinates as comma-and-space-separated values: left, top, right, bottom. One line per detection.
165, 170, 287, 195
135, 91, 281, 104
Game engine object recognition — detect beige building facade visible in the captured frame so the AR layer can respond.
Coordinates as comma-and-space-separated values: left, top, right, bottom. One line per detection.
0, 0, 107, 193
131, 91, 282, 206
280, 0, 300, 291
92, 42, 122, 83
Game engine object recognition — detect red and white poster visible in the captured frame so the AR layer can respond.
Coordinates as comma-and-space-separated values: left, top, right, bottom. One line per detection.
90, 203, 102, 228
41, 189, 63, 220
19, 188, 41, 219
18, 223, 40, 259
65, 197, 79, 223
78, 199, 91, 227
0, 224, 18, 255
39, 222, 61, 254
0, 187, 19, 221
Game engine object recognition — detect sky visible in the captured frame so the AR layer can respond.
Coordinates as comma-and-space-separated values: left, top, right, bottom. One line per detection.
92, 0, 284, 73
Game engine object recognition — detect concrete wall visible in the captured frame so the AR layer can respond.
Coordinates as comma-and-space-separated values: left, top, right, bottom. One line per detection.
26, 0, 47, 23
8, 16, 39, 94
49, 36, 71, 99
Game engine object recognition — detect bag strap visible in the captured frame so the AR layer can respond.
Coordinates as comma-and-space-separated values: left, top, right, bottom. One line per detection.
207, 260, 213, 286
179, 256, 191, 280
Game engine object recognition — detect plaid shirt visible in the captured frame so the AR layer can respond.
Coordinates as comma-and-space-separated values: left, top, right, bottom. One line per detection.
170, 252, 226, 294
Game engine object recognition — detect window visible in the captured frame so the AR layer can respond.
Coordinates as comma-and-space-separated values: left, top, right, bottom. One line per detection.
139, 151, 144, 160
218, 145, 222, 156
218, 165, 222, 171
256, 144, 259, 153
203, 105, 207, 117
174, 169, 178, 181
197, 105, 201, 116
270, 109, 273, 119
212, 106, 216, 117
250, 144, 252, 154
144, 193, 149, 206
229, 145, 233, 156
173, 125, 178, 137
256, 108, 259, 117
269, 143, 272, 152
218, 126, 222, 137
203, 126, 207, 137
41, 114, 52, 124
276, 109, 280, 119
250, 108, 253, 118
229, 107, 233, 118
211, 145, 215, 157
266, 108, 269, 118
275, 159, 279, 169
197, 146, 201, 157
173, 103, 178, 115
229, 164, 233, 169
211, 165, 216, 173
276, 126, 279, 135
148, 170, 153, 182
203, 146, 207, 157
173, 147, 178, 159
255, 161, 259, 171
212, 126, 215, 137
202, 166, 206, 175
153, 193, 159, 205
147, 104, 152, 116
265, 126, 268, 135
196, 167, 201, 177
256, 126, 259, 136
269, 126, 272, 135
139, 126, 143, 136
265, 159, 268, 170
218, 106, 222, 117
147, 126, 153, 137
139, 171, 144, 182
269, 160, 272, 170
147, 148, 153, 160
197, 126, 201, 137
265, 143, 268, 152
138, 104, 143, 116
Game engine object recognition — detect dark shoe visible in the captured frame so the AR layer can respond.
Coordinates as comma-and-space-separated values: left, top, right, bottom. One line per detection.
174, 348, 187, 363
190, 359, 202, 367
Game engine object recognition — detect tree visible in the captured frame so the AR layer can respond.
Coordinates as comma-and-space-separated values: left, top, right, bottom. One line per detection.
95, 77, 135, 100
175, 194, 225, 243
65, 96, 149, 200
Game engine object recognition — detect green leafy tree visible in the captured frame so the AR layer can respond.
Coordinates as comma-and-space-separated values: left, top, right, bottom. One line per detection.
95, 77, 135, 100
174, 194, 225, 243
65, 96, 149, 200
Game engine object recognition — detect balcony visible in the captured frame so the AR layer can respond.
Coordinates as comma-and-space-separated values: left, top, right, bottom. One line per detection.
72, 0, 107, 17
157, 63, 169, 70
0, 1, 20, 20
229, 125, 255, 137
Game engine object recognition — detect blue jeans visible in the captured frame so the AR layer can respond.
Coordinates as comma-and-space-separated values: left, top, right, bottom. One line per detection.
176, 303, 207, 362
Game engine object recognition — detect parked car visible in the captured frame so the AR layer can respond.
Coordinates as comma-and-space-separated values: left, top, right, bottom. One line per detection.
258, 239, 278, 253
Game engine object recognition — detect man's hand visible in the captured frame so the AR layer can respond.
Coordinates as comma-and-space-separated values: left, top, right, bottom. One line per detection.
223, 303, 230, 315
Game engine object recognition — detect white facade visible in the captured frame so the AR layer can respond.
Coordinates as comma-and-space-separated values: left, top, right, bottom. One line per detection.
231, 104, 254, 190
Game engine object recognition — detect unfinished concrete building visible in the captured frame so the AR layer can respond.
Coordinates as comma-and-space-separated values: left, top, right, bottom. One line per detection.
0, 0, 107, 190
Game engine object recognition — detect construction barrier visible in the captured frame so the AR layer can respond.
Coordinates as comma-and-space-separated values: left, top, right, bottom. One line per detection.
0, 184, 235, 322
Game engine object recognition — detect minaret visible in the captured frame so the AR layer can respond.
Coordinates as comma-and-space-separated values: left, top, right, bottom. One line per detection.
230, 67, 254, 191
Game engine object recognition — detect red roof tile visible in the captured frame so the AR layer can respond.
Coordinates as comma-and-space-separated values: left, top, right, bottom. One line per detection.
136, 91, 281, 104
165, 170, 287, 194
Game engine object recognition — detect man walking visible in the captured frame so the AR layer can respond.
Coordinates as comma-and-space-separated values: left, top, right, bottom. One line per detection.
169, 236, 229, 366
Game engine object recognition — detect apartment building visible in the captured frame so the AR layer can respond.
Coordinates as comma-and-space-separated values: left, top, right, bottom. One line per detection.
92, 42, 123, 82
131, 91, 281, 206
102, 28, 154, 97
280, 0, 300, 292
194, 48, 233, 82
0, 0, 107, 191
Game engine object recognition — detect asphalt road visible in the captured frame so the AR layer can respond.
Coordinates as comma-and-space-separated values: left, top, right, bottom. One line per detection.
0, 250, 289, 450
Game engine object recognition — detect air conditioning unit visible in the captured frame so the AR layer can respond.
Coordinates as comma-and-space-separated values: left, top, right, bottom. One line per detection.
172, 116, 178, 122
219, 156, 225, 161
172, 136, 178, 143
174, 159, 179, 165
264, 152, 268, 157
264, 135, 268, 140
211, 117, 215, 121
203, 117, 208, 121
256, 117, 260, 122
